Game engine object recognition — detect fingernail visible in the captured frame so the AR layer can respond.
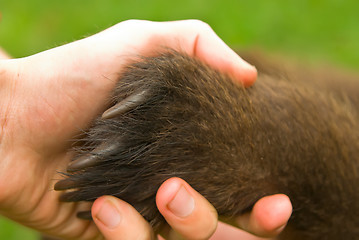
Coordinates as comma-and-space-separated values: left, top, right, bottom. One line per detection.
95, 199, 122, 229
168, 186, 195, 218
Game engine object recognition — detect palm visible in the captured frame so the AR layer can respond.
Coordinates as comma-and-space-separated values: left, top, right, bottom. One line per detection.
0, 53, 115, 239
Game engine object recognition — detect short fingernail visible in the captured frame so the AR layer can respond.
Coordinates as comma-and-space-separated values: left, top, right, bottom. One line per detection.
95, 199, 122, 229
168, 186, 195, 218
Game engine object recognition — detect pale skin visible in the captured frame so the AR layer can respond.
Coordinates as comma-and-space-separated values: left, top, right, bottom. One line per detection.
0, 20, 292, 239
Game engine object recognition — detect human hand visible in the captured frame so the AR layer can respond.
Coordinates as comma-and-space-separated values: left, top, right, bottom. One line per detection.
91, 177, 292, 240
0, 20, 257, 239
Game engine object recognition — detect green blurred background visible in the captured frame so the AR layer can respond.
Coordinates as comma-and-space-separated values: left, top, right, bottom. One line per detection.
0, 0, 358, 239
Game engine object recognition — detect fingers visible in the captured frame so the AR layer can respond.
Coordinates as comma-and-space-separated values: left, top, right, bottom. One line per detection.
94, 19, 257, 86
91, 184, 291, 240
137, 20, 257, 86
91, 196, 156, 240
161, 20, 257, 86
91, 178, 219, 240
236, 194, 292, 238
156, 179, 291, 239
156, 177, 218, 240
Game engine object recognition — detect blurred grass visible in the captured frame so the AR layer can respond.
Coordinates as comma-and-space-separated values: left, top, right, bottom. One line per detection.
1, 0, 359, 68
0, 0, 358, 239
0, 216, 39, 240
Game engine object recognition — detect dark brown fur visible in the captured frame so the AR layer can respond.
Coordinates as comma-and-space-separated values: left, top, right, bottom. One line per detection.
56, 51, 359, 240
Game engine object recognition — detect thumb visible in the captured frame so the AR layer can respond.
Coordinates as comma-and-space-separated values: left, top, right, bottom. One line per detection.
156, 177, 218, 240
92, 195, 156, 240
